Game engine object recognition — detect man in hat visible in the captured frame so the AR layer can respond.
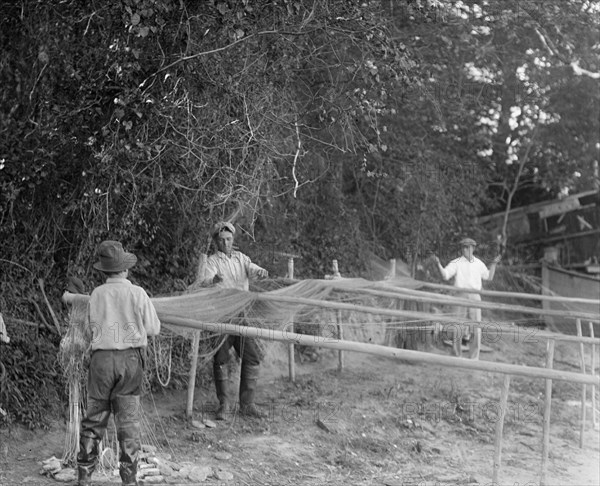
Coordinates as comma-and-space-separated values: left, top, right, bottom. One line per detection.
200, 221, 269, 420
434, 238, 501, 359
77, 241, 161, 486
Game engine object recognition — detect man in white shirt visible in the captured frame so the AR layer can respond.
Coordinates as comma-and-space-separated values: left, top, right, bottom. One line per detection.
201, 222, 269, 420
434, 238, 501, 359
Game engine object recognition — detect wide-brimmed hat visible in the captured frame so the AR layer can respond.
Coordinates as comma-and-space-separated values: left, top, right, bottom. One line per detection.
212, 221, 236, 238
459, 237, 477, 247
93, 240, 137, 272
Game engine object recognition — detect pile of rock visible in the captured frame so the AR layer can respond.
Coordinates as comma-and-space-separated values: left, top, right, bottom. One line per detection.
39, 442, 235, 484
40, 456, 76, 483
138, 446, 234, 484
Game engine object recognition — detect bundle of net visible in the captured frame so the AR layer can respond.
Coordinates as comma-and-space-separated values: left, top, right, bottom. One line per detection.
59, 296, 91, 466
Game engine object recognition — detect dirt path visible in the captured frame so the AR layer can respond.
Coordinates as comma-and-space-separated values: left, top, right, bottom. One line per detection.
1, 336, 598, 486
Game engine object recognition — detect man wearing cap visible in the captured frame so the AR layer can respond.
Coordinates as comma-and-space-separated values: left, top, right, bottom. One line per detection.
200, 221, 269, 420
77, 241, 161, 486
434, 238, 501, 359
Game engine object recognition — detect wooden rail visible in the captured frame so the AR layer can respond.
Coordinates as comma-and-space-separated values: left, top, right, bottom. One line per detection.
363, 285, 600, 322
156, 313, 600, 387
416, 280, 599, 305
255, 292, 600, 331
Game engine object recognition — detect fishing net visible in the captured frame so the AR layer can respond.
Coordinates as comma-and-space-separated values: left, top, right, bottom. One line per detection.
58, 294, 89, 466
59, 271, 600, 469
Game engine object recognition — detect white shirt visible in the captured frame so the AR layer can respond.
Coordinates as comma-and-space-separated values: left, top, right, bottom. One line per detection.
88, 278, 161, 350
203, 250, 265, 291
440, 255, 491, 297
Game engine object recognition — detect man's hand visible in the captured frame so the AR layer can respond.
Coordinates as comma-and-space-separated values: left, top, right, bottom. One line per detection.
257, 268, 269, 279
212, 274, 223, 284
433, 255, 441, 265
492, 255, 502, 264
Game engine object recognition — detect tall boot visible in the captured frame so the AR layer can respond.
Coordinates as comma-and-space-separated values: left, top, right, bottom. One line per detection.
77, 398, 110, 486
113, 395, 141, 486
213, 363, 232, 420
239, 363, 266, 419
76, 434, 99, 486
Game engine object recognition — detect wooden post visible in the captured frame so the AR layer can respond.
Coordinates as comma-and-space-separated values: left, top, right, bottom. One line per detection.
492, 374, 511, 485
540, 260, 553, 331
186, 331, 201, 419
576, 319, 587, 447
332, 259, 343, 370
540, 339, 555, 486
590, 322, 598, 429
186, 253, 207, 419
288, 258, 296, 382
332, 259, 341, 279
337, 309, 344, 372
384, 259, 396, 346
389, 258, 396, 279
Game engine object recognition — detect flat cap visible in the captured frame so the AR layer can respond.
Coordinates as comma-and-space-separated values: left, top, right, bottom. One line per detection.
212, 221, 236, 237
459, 237, 477, 246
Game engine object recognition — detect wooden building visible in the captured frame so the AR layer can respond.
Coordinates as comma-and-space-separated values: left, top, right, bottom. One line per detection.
477, 189, 599, 333
477, 189, 600, 273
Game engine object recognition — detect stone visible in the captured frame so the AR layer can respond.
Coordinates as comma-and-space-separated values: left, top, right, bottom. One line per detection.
214, 469, 234, 481
191, 420, 205, 429
164, 459, 182, 472
41, 456, 62, 473
53, 468, 77, 482
214, 451, 232, 461
178, 465, 192, 478
158, 461, 175, 476
140, 467, 161, 477
187, 465, 212, 482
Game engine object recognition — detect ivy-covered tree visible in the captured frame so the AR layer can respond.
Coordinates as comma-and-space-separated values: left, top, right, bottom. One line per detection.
1, 0, 598, 425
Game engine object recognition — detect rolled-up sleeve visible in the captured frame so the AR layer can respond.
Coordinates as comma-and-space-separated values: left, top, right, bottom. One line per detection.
245, 255, 265, 280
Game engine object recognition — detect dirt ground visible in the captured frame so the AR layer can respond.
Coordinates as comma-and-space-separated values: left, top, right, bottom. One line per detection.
0, 331, 599, 486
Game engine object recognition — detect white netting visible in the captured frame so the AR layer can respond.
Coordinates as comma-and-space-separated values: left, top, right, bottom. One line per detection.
59, 272, 600, 468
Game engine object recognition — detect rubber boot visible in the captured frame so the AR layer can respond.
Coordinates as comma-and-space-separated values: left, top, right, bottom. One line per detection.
113, 395, 141, 486
119, 461, 138, 486
76, 468, 92, 486
77, 434, 99, 486
239, 363, 266, 419
77, 396, 110, 486
213, 362, 232, 420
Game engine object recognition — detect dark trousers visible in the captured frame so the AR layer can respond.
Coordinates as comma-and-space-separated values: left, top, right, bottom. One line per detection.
78, 348, 144, 484
214, 334, 262, 367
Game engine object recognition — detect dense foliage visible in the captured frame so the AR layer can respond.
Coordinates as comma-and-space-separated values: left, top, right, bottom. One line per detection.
1, 0, 598, 427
